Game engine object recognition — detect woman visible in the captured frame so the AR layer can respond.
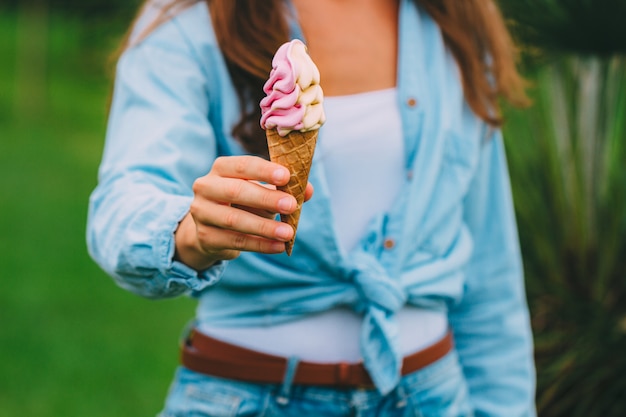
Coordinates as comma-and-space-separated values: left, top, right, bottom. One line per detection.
88, 0, 536, 415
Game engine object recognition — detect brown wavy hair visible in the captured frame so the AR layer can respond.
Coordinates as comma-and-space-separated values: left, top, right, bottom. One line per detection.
121, 0, 528, 156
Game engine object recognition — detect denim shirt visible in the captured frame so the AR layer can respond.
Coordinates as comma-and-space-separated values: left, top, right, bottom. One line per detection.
87, 0, 535, 413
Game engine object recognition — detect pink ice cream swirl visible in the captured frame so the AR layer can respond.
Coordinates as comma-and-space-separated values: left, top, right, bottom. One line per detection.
260, 39, 325, 137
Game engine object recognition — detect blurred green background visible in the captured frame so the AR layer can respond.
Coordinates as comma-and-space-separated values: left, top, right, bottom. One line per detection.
1, 2, 196, 416
1, 1, 625, 416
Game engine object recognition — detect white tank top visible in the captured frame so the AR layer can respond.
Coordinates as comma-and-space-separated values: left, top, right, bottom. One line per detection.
317, 88, 405, 252
200, 89, 447, 361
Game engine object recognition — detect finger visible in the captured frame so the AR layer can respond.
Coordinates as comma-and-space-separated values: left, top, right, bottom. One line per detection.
234, 181, 280, 218
195, 176, 297, 214
234, 182, 312, 215
212, 156, 291, 186
196, 224, 286, 255
304, 182, 314, 202
192, 200, 294, 242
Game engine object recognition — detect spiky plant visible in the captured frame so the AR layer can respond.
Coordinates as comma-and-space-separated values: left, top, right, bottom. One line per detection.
498, 1, 626, 415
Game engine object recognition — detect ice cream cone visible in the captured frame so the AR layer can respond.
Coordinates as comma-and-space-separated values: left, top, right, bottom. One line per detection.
266, 128, 318, 255
261, 40, 324, 255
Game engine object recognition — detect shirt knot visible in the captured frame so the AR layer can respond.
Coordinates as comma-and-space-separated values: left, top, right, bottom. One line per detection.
351, 251, 407, 314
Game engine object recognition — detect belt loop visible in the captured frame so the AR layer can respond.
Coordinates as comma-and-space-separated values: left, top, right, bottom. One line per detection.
276, 356, 299, 406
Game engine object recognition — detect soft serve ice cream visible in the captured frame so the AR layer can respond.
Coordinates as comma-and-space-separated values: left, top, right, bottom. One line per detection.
261, 39, 325, 136
260, 39, 325, 255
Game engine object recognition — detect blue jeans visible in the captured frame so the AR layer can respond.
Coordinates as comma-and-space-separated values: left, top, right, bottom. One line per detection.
157, 350, 473, 417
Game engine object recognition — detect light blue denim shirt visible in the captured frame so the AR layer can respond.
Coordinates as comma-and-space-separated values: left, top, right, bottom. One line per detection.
87, 0, 535, 414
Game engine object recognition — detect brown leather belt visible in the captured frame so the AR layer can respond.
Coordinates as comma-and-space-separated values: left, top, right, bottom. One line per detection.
181, 329, 453, 388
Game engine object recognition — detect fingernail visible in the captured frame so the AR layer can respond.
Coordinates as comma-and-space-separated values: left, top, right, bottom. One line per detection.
275, 224, 293, 240
277, 197, 293, 213
272, 168, 288, 183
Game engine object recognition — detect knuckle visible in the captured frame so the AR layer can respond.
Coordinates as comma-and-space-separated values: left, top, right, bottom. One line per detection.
195, 226, 213, 246
192, 176, 219, 201
191, 177, 204, 194
222, 209, 239, 229
260, 220, 277, 238
189, 199, 202, 217
260, 189, 277, 209
224, 180, 244, 201
231, 233, 247, 250
213, 156, 227, 171
233, 157, 248, 175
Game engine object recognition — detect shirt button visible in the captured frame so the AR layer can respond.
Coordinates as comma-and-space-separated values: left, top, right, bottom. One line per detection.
406, 170, 414, 181
383, 239, 396, 250
406, 97, 418, 107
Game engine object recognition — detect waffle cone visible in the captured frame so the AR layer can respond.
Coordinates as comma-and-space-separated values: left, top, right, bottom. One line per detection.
266, 128, 318, 255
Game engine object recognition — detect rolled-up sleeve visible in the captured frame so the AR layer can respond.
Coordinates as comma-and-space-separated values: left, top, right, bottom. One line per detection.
87, 15, 226, 298
449, 130, 536, 416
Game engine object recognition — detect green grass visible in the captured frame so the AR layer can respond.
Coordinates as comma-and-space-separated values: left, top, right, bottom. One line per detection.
0, 11, 195, 417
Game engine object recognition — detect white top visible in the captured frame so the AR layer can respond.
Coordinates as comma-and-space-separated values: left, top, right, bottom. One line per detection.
199, 307, 447, 362
318, 88, 405, 253
200, 89, 447, 362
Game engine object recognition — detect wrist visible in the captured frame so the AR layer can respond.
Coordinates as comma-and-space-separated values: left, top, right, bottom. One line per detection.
174, 213, 219, 271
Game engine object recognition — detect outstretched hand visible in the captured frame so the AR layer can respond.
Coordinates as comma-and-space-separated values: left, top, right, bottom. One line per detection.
174, 155, 314, 270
